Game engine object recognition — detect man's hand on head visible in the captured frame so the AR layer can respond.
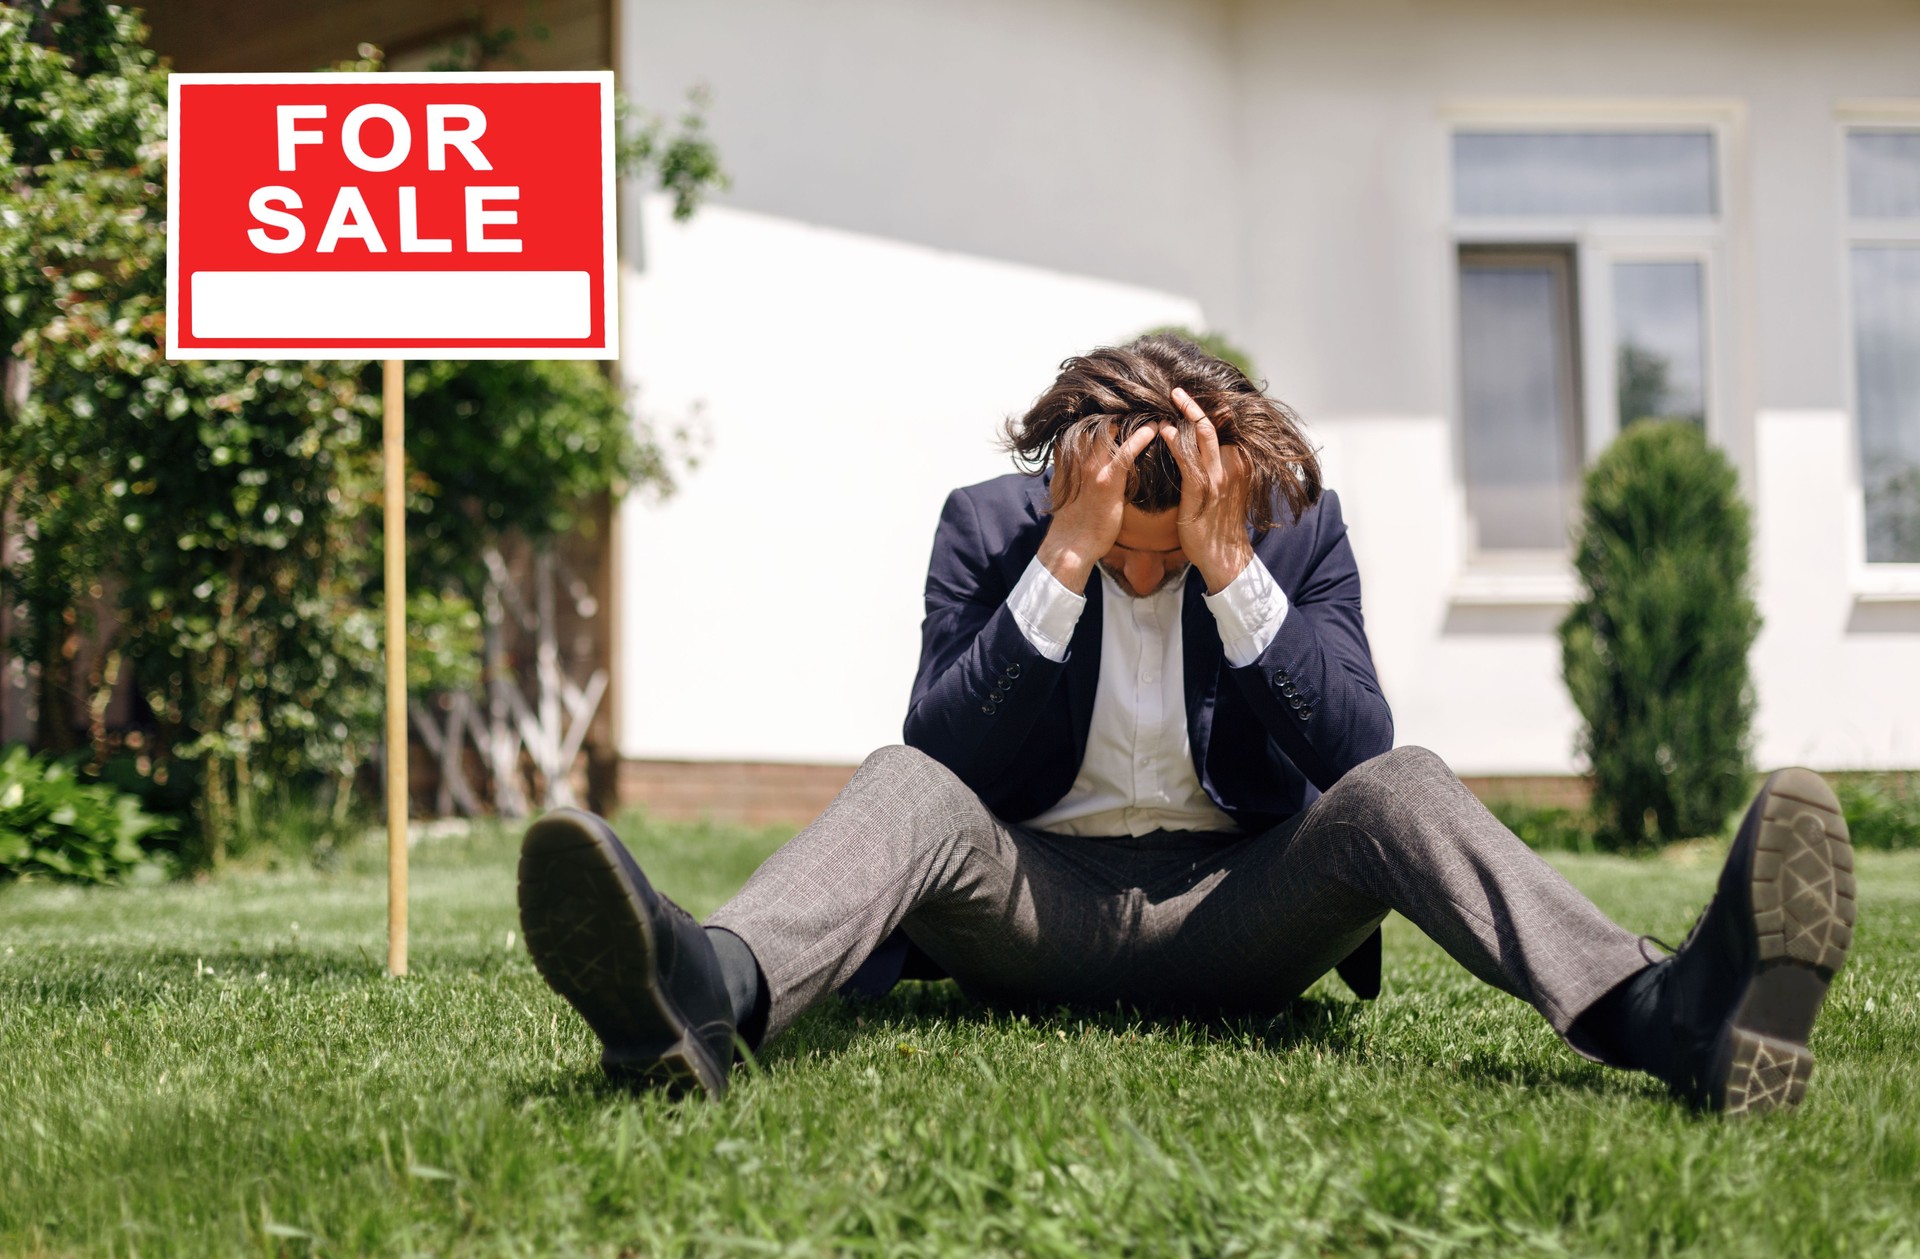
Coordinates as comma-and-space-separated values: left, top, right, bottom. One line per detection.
1036, 423, 1160, 594
1164, 387, 1255, 596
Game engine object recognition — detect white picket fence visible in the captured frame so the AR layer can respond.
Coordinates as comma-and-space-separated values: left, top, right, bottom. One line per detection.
407, 545, 606, 818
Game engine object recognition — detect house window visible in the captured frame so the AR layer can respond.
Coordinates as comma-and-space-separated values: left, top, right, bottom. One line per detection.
1452, 126, 1722, 556
1847, 128, 1920, 564
1453, 132, 1717, 217
1613, 260, 1706, 428
1459, 249, 1582, 550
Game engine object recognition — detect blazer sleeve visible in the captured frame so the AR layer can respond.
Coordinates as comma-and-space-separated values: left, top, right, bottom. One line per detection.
1225, 491, 1393, 790
902, 487, 1070, 790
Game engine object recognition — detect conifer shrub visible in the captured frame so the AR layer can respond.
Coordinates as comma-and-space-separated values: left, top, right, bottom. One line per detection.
1559, 421, 1761, 849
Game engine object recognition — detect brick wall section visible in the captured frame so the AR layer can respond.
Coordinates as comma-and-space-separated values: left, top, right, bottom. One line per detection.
618, 758, 1593, 828
1458, 774, 1592, 810
619, 760, 859, 829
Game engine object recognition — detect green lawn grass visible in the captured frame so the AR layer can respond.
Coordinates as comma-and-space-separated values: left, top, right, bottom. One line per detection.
2, 816, 1917, 1257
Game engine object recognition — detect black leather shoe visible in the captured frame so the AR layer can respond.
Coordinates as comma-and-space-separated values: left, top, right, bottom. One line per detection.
1651, 768, 1856, 1113
517, 808, 735, 1097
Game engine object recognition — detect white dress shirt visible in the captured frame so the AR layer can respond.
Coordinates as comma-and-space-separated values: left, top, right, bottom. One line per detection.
1006, 554, 1290, 836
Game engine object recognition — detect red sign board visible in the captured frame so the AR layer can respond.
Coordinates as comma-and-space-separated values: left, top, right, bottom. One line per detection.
167, 72, 616, 360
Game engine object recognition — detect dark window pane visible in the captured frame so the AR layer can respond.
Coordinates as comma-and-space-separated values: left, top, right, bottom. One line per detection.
1460, 253, 1581, 549
1615, 261, 1706, 428
1848, 131, 1920, 220
1454, 132, 1717, 217
1852, 246, 1920, 562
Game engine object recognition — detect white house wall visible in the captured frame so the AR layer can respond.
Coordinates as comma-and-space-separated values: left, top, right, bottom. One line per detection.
617, 0, 1920, 775
615, 0, 1231, 764
615, 196, 1202, 761
1755, 410, 1920, 768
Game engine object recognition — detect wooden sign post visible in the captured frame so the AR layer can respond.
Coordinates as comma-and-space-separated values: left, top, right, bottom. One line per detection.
383, 358, 409, 976
165, 72, 617, 977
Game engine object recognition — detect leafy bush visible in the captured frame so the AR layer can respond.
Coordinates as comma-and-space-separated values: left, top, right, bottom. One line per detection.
1136, 325, 1260, 382
1485, 800, 1599, 854
0, 8, 725, 869
1559, 422, 1761, 849
0, 746, 174, 883
1834, 775, 1920, 852
400, 358, 659, 601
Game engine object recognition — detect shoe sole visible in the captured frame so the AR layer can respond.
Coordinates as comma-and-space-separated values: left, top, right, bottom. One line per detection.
1712, 768, 1855, 1115
517, 812, 729, 1098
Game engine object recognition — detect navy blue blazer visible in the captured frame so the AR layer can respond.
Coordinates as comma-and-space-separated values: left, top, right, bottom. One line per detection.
839, 470, 1397, 1005
902, 471, 1393, 831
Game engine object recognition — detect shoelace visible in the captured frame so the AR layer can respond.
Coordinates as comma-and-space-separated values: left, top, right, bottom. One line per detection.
1642, 895, 1726, 1097
1638, 892, 1717, 965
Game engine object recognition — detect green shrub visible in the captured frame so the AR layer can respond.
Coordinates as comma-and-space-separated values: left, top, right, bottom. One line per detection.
1834, 775, 1920, 851
1559, 422, 1761, 850
1136, 325, 1260, 382
1485, 800, 1599, 853
0, 746, 174, 883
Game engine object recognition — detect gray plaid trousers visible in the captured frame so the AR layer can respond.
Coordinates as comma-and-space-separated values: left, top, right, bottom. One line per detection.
707, 744, 1648, 1046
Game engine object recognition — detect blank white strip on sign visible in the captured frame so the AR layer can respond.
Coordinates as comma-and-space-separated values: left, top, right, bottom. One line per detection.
191, 270, 591, 340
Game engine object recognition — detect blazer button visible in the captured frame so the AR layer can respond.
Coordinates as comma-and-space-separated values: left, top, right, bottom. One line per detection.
981, 702, 997, 715
1299, 706, 1313, 720
1005, 663, 1022, 679
990, 688, 1005, 703
1288, 696, 1302, 709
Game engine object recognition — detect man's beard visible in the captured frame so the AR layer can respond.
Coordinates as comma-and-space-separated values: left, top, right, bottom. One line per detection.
1098, 560, 1192, 599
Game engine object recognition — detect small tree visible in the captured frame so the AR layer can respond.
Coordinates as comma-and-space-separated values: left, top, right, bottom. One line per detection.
1559, 421, 1760, 849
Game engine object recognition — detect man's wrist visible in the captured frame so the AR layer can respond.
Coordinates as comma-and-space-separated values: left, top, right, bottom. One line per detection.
1197, 544, 1254, 596
1036, 534, 1097, 594
1008, 555, 1086, 662
1204, 553, 1289, 667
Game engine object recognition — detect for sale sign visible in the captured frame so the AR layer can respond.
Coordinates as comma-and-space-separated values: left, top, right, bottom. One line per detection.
166, 72, 616, 360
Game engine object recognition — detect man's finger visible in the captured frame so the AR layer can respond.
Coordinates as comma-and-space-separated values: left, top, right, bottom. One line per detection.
1170, 387, 1208, 426
1115, 423, 1159, 466
1193, 410, 1223, 484
1171, 388, 1225, 484
1160, 423, 1201, 485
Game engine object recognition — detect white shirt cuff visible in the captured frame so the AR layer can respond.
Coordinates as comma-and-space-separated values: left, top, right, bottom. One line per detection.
1007, 556, 1086, 663
1203, 555, 1290, 668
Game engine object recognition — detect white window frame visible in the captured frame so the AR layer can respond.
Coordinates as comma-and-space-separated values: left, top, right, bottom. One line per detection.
1441, 100, 1746, 607
1837, 100, 1920, 601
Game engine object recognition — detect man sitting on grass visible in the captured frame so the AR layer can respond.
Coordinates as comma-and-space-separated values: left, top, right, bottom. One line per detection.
516, 333, 1856, 1113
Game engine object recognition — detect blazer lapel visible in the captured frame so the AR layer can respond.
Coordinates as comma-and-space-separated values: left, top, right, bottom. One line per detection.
1029, 465, 1103, 765
1064, 566, 1102, 763
1181, 568, 1220, 787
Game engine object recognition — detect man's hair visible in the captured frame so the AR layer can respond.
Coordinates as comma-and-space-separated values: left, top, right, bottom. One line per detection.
1002, 332, 1322, 532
